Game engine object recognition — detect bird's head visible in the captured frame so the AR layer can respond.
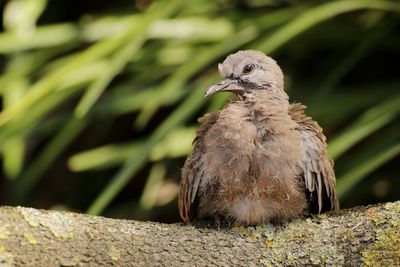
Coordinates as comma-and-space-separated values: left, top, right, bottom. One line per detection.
205, 50, 284, 97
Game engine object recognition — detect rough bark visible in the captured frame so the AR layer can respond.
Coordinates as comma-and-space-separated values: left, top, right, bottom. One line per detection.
0, 202, 398, 266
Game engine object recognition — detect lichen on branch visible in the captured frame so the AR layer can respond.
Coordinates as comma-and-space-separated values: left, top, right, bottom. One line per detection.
0, 202, 398, 266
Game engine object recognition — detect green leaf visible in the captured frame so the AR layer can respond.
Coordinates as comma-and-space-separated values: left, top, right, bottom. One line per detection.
68, 127, 196, 172
74, 0, 184, 117
139, 163, 167, 211
337, 143, 400, 198
257, 0, 400, 54
13, 118, 87, 204
329, 97, 400, 159
86, 78, 210, 215
0, 23, 78, 53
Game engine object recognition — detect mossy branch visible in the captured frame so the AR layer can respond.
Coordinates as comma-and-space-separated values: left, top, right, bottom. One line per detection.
0, 202, 398, 266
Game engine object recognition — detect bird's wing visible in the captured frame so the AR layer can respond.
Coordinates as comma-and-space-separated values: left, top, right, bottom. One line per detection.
289, 103, 339, 213
179, 112, 219, 223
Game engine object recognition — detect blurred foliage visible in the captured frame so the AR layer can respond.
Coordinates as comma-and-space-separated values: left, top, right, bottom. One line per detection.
0, 0, 399, 222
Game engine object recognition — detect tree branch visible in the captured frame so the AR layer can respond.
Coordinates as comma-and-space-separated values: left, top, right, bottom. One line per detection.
0, 202, 398, 266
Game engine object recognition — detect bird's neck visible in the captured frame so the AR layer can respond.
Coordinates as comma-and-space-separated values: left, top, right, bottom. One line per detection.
242, 88, 289, 115
234, 89, 294, 136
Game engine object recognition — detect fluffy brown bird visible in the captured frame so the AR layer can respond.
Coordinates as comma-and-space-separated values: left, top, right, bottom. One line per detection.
179, 50, 339, 226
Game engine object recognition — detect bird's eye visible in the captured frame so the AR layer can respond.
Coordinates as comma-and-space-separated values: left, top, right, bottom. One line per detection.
242, 64, 255, 74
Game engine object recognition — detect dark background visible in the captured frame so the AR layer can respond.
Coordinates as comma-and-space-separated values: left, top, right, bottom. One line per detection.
0, 0, 399, 223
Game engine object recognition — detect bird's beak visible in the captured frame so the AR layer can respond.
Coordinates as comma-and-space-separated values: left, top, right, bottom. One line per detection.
204, 79, 245, 97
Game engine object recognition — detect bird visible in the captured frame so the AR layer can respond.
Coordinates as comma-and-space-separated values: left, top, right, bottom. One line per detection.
179, 50, 339, 227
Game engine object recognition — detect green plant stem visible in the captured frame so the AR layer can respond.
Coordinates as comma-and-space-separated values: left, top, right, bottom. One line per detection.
86, 78, 213, 215
13, 118, 87, 204
329, 96, 400, 159
74, 0, 183, 117
337, 143, 400, 198
257, 0, 400, 54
